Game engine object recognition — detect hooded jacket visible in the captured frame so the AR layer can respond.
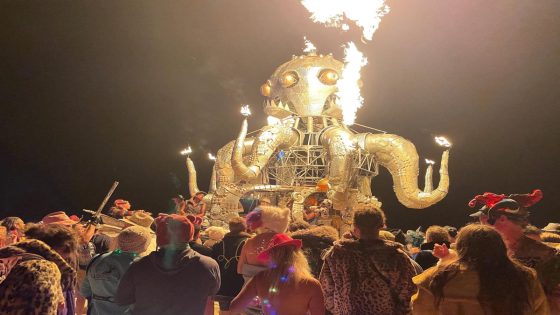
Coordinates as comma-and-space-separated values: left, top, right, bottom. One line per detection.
0, 240, 76, 315
115, 246, 220, 315
320, 238, 417, 315
290, 225, 338, 278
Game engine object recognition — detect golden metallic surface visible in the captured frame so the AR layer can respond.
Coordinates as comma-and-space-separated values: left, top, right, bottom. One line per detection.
231, 118, 299, 181
360, 133, 450, 209
318, 68, 339, 85
260, 81, 271, 97
186, 156, 200, 197
280, 71, 299, 88
185, 52, 450, 229
264, 54, 344, 118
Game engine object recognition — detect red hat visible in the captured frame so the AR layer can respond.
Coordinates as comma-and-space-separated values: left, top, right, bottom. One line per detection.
155, 214, 194, 247
42, 211, 76, 226
257, 233, 302, 261
114, 199, 129, 206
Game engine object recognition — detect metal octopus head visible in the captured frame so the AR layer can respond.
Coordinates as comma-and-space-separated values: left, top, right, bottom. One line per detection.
261, 53, 344, 119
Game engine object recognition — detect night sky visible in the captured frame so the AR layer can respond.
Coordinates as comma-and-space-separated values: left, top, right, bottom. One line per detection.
1, 0, 559, 230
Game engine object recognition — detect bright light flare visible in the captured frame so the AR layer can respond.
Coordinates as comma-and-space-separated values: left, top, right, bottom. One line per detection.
303, 36, 317, 54
240, 105, 251, 117
425, 159, 435, 165
180, 146, 192, 156
301, 0, 390, 41
337, 42, 368, 126
435, 136, 452, 148
208, 153, 216, 161
267, 116, 281, 126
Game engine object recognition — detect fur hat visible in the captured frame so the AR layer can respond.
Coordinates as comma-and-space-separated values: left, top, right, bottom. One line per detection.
117, 226, 151, 254
205, 226, 227, 241
260, 206, 290, 233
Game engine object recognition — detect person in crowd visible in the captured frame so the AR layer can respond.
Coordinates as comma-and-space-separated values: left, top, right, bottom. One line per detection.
25, 223, 79, 315
0, 238, 76, 315
186, 191, 207, 217
525, 224, 544, 241
43, 210, 109, 314
109, 199, 134, 219
469, 189, 560, 313
414, 225, 451, 270
237, 206, 290, 282
122, 211, 156, 253
210, 217, 251, 314
320, 207, 417, 315
288, 219, 311, 233
81, 226, 151, 315
230, 233, 325, 315
0, 226, 7, 248
303, 205, 319, 225
116, 214, 220, 315
290, 224, 338, 278
203, 226, 227, 248
237, 206, 290, 314
412, 224, 549, 315
0, 217, 25, 245
444, 225, 458, 244
188, 216, 212, 257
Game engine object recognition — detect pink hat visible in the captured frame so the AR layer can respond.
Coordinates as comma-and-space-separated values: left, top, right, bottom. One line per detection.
258, 233, 302, 261
42, 211, 76, 226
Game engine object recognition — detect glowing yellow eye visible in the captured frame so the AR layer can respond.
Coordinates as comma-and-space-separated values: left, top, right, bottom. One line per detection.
280, 71, 299, 88
318, 69, 339, 85
260, 81, 271, 96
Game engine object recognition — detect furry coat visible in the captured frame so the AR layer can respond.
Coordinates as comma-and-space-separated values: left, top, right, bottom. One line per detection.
290, 225, 338, 278
320, 238, 417, 315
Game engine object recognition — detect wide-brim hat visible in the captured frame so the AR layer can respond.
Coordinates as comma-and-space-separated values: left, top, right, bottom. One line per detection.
542, 223, 560, 233
257, 233, 302, 261
118, 226, 152, 254
123, 212, 154, 228
42, 211, 76, 226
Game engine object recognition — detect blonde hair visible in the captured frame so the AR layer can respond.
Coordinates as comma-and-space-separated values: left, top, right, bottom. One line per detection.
264, 245, 313, 295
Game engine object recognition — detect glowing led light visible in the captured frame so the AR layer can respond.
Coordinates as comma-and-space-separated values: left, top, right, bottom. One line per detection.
337, 42, 368, 126
435, 136, 452, 148
208, 153, 216, 161
180, 146, 192, 156
425, 159, 435, 165
300, 0, 390, 41
303, 36, 317, 54
240, 105, 252, 117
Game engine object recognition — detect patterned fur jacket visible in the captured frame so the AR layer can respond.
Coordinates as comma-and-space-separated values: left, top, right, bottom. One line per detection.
0, 240, 76, 315
290, 225, 338, 278
320, 238, 417, 315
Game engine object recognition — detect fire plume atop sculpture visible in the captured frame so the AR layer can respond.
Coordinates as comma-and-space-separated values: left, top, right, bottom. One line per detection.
185, 50, 451, 230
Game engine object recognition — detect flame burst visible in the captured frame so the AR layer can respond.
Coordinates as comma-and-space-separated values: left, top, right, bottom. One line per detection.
301, 0, 390, 41
337, 42, 368, 126
303, 36, 317, 54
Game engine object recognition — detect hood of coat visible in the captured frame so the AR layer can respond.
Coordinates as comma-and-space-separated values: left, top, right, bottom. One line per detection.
332, 238, 405, 255
290, 225, 339, 245
0, 239, 76, 290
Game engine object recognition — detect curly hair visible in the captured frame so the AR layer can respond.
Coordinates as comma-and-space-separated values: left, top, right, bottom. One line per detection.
426, 225, 450, 244
25, 223, 79, 266
429, 224, 531, 315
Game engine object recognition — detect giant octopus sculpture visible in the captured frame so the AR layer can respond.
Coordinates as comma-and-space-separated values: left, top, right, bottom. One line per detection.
186, 50, 450, 231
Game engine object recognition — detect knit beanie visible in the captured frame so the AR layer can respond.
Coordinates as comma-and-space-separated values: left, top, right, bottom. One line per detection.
155, 214, 194, 247
117, 226, 151, 254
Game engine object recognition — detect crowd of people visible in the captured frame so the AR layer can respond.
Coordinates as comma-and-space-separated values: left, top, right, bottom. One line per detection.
0, 188, 558, 315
